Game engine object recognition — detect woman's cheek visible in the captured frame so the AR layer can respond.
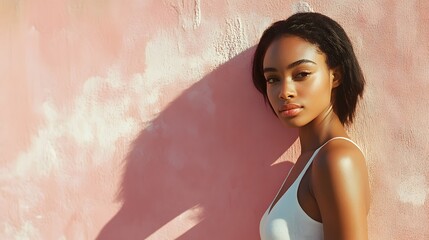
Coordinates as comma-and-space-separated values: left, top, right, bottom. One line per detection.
266, 87, 277, 105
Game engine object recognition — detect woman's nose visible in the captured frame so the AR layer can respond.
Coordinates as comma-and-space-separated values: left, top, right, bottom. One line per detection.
278, 79, 295, 100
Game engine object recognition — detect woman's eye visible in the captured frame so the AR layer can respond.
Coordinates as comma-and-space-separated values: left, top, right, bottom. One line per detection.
265, 77, 279, 84
294, 72, 311, 79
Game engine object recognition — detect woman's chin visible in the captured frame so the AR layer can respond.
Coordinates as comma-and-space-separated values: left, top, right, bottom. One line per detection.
278, 117, 307, 128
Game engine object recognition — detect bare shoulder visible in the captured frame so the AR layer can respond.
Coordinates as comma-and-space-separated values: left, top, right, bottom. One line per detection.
311, 139, 369, 200
311, 138, 370, 212
311, 138, 370, 239
312, 138, 367, 175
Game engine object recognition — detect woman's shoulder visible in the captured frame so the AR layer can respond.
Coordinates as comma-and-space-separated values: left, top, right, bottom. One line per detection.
310, 138, 369, 197
310, 137, 371, 222
312, 138, 366, 173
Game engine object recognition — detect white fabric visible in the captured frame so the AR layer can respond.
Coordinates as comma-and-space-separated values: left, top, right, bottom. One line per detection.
259, 137, 361, 240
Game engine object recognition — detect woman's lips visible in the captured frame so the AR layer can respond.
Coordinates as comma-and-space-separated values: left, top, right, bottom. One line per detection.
279, 104, 303, 117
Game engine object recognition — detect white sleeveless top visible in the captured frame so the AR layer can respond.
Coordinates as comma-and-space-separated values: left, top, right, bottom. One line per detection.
259, 137, 362, 240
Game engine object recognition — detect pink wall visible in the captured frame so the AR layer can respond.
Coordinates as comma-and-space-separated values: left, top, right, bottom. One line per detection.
1, 0, 428, 239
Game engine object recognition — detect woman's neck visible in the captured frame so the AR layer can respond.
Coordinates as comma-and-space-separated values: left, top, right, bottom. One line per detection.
298, 107, 347, 153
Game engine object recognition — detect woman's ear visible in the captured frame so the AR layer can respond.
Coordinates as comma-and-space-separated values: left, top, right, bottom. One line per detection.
331, 66, 342, 88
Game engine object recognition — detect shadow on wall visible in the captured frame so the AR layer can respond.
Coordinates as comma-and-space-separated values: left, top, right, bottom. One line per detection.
96, 48, 297, 239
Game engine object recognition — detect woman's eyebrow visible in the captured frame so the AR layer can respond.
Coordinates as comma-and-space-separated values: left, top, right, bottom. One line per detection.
263, 59, 317, 73
263, 67, 277, 73
287, 59, 317, 69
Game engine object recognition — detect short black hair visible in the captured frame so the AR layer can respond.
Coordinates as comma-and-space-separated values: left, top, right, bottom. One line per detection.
252, 12, 365, 126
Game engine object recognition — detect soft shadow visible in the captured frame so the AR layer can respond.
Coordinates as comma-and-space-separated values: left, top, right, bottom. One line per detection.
96, 48, 298, 239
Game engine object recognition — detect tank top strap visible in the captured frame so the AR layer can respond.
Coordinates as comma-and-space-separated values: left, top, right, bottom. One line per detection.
297, 137, 363, 179
327, 136, 364, 154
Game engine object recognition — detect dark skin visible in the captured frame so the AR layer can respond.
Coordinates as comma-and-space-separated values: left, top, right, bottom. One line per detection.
263, 35, 370, 240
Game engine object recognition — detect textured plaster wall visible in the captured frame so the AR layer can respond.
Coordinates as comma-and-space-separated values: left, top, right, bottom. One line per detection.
1, 0, 428, 239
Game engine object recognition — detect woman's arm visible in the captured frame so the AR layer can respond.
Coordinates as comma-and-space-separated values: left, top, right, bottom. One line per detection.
312, 141, 370, 240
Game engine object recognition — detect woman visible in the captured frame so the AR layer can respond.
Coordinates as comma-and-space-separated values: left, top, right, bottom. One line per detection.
253, 13, 370, 240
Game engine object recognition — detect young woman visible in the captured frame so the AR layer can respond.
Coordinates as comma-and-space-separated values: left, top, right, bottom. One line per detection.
253, 13, 370, 240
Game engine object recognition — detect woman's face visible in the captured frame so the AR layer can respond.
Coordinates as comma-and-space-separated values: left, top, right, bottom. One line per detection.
262, 35, 339, 127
